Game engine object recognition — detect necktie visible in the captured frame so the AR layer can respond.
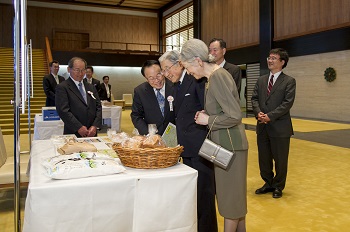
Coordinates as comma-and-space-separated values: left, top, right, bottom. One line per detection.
177, 81, 181, 91
54, 75, 59, 84
156, 89, 165, 116
78, 82, 87, 103
267, 75, 274, 95
106, 84, 110, 98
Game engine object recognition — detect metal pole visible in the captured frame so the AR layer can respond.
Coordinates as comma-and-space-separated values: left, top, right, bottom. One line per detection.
27, 42, 32, 150
30, 39, 33, 98
13, 0, 21, 231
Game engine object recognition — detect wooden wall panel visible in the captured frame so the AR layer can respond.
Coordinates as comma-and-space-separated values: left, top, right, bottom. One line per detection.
201, 0, 259, 50
274, 0, 350, 40
0, 5, 158, 50
0, 4, 14, 47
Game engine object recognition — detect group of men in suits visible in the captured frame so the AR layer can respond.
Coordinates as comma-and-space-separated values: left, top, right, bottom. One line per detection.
131, 57, 217, 232
43, 60, 112, 138
130, 38, 242, 232
43, 39, 294, 229
131, 43, 295, 230
43, 64, 112, 107
81, 66, 112, 102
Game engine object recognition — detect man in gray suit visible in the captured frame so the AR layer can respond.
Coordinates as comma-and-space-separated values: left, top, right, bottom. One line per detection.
209, 38, 242, 95
56, 57, 102, 138
251, 48, 296, 198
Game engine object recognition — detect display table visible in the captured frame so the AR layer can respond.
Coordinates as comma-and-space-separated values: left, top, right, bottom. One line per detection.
33, 106, 122, 140
102, 105, 122, 132
23, 140, 198, 232
33, 114, 64, 140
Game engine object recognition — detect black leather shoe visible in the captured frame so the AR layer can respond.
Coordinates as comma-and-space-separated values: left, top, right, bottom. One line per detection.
273, 188, 282, 198
255, 186, 274, 194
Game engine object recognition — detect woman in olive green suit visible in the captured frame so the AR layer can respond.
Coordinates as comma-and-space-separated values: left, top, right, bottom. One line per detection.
180, 39, 249, 232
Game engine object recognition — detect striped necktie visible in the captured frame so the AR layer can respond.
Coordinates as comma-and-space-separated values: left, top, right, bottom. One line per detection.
156, 89, 165, 116
267, 75, 274, 95
78, 82, 87, 103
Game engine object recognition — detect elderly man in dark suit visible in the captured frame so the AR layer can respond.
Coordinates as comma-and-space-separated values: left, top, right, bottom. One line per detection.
43, 60, 65, 106
209, 38, 242, 95
84, 65, 100, 93
55, 57, 102, 138
159, 51, 217, 232
251, 48, 296, 198
131, 60, 175, 135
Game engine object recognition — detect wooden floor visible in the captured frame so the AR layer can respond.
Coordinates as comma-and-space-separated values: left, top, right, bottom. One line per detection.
1, 110, 350, 232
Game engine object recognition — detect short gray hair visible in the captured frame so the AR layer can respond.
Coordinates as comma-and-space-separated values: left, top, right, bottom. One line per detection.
68, 57, 87, 68
159, 50, 179, 64
180, 38, 215, 63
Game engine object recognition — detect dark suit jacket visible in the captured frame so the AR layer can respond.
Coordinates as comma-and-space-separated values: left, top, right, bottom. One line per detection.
84, 77, 101, 93
251, 72, 296, 137
174, 74, 207, 158
99, 83, 112, 101
131, 79, 175, 135
55, 77, 102, 137
43, 73, 65, 106
223, 61, 242, 95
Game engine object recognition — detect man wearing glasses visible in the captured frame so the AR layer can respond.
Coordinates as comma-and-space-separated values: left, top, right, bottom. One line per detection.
131, 60, 175, 135
56, 57, 102, 137
251, 48, 296, 198
159, 50, 217, 232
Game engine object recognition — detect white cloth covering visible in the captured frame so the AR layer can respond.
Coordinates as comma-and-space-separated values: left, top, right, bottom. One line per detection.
33, 114, 64, 140
23, 140, 198, 232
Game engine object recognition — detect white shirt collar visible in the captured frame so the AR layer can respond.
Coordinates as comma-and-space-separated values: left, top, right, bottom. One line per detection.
179, 70, 186, 83
218, 59, 226, 68
153, 83, 165, 95
70, 76, 84, 88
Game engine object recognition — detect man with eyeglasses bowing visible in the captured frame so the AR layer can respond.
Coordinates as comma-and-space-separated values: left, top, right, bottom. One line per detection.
251, 48, 296, 198
56, 57, 102, 138
131, 60, 175, 135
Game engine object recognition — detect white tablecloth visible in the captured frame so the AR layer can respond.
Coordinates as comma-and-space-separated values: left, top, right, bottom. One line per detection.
33, 114, 64, 140
33, 106, 122, 140
23, 140, 198, 232
102, 105, 122, 132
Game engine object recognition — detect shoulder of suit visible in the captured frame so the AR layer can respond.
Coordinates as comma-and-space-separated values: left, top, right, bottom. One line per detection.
135, 81, 150, 91
280, 72, 294, 79
224, 61, 239, 69
165, 80, 175, 89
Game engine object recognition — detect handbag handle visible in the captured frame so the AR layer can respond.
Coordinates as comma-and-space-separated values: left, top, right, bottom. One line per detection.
206, 116, 234, 152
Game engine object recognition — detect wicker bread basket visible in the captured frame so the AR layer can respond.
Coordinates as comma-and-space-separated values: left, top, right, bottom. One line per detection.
113, 145, 184, 169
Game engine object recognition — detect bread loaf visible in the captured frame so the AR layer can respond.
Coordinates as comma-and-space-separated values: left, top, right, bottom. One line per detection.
142, 134, 166, 148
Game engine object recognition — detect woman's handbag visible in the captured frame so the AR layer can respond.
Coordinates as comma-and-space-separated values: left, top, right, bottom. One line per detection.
198, 116, 235, 169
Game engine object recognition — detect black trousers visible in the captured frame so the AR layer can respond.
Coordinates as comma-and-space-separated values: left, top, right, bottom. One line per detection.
257, 128, 291, 190
183, 156, 218, 232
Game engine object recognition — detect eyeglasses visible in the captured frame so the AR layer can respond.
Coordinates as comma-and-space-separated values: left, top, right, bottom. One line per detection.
267, 56, 280, 61
147, 73, 163, 81
71, 68, 86, 73
161, 61, 178, 74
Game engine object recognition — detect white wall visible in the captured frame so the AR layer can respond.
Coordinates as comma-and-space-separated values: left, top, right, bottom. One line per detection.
284, 50, 350, 123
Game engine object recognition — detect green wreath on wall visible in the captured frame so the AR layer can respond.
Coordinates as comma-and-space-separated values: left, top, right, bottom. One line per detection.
324, 67, 336, 82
